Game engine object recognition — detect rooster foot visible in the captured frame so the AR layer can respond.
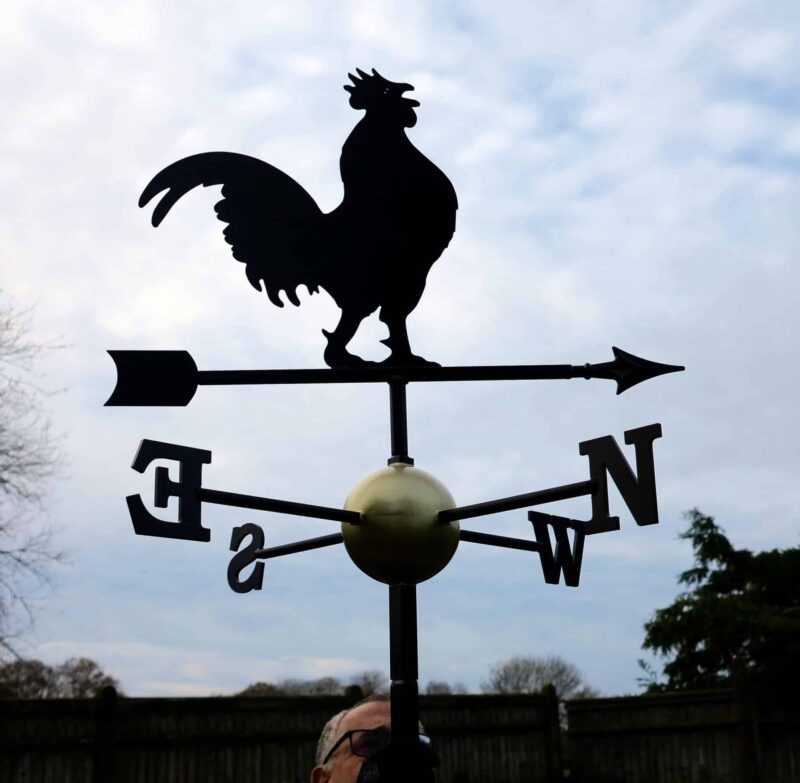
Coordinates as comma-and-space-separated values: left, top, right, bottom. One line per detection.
322, 330, 377, 369
380, 352, 441, 368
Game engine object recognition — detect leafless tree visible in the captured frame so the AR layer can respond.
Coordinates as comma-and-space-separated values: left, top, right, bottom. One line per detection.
52, 657, 121, 697
347, 669, 389, 697
424, 680, 469, 695
481, 655, 598, 700
0, 295, 63, 657
237, 670, 390, 699
0, 657, 120, 698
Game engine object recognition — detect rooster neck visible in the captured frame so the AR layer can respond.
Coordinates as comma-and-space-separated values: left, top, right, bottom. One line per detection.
340, 117, 417, 179
347, 115, 410, 147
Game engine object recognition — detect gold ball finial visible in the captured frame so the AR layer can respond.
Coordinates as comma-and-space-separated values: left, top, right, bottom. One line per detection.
342, 464, 459, 584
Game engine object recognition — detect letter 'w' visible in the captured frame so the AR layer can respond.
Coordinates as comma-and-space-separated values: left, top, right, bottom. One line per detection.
528, 512, 585, 588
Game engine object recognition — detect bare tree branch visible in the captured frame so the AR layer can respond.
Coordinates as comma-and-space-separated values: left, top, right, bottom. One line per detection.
0, 293, 64, 658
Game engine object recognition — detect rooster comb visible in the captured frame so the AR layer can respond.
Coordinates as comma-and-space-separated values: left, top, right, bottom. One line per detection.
343, 68, 415, 108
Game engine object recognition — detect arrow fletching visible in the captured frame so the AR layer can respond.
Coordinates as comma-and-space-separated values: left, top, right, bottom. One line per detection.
105, 350, 199, 406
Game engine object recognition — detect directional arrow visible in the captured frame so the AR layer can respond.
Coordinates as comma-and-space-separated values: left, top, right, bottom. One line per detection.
105, 347, 684, 406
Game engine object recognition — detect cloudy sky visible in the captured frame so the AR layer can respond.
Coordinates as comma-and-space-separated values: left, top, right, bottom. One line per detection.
2, 0, 799, 697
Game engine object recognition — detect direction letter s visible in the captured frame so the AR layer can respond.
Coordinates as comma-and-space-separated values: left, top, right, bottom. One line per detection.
227, 524, 265, 593
126, 439, 212, 542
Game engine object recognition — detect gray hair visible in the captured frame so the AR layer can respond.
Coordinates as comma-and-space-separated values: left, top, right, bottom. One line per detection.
315, 694, 428, 768
315, 694, 390, 767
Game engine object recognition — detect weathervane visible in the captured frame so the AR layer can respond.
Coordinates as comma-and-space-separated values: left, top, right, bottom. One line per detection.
108, 68, 683, 781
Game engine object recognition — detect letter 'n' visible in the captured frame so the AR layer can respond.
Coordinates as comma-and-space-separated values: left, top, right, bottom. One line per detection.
528, 511, 585, 587
579, 423, 662, 535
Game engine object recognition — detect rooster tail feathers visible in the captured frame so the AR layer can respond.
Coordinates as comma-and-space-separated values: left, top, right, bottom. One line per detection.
139, 152, 324, 308
138, 152, 252, 226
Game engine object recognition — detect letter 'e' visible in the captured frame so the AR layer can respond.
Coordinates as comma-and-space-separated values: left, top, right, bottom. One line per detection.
126, 439, 212, 542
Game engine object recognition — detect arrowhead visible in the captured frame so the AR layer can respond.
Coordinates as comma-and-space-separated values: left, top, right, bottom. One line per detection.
608, 347, 685, 394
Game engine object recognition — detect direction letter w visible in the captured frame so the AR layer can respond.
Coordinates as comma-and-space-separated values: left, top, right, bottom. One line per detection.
528, 512, 585, 588
579, 423, 662, 535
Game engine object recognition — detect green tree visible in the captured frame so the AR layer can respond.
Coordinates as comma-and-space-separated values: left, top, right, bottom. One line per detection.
641, 509, 800, 692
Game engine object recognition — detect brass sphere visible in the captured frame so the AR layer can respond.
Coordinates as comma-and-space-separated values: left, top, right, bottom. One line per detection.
342, 463, 459, 585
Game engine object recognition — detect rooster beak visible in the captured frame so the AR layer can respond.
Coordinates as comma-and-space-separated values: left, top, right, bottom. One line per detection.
399, 83, 418, 107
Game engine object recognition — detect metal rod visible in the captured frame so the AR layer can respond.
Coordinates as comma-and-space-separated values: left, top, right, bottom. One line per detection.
388, 378, 413, 465
198, 364, 578, 386
438, 479, 596, 523
199, 488, 361, 524
254, 533, 344, 559
389, 584, 419, 742
459, 529, 543, 552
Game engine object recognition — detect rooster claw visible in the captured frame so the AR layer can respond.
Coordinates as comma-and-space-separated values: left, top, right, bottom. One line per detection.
380, 354, 440, 368
322, 330, 377, 368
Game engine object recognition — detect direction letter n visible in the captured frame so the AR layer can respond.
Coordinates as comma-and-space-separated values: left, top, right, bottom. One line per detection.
578, 424, 662, 535
126, 439, 212, 542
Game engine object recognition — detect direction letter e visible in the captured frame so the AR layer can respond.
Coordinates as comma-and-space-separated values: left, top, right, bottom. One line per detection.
126, 439, 212, 542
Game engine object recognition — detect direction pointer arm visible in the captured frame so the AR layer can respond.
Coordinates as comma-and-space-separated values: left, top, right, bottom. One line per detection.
459, 529, 543, 553
227, 527, 344, 594
438, 480, 596, 523
200, 487, 361, 524
253, 533, 344, 559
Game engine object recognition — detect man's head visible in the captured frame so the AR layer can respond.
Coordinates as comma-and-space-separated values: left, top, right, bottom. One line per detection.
312, 697, 391, 783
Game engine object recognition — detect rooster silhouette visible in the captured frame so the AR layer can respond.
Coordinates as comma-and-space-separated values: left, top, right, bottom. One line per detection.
139, 68, 458, 368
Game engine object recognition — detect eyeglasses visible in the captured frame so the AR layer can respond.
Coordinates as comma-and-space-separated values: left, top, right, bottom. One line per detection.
322, 729, 431, 765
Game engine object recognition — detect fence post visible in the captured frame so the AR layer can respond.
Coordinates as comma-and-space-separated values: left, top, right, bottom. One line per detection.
541, 685, 563, 783
733, 673, 761, 783
93, 685, 118, 783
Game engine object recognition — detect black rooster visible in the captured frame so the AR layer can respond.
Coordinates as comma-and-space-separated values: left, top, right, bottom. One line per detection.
139, 68, 458, 368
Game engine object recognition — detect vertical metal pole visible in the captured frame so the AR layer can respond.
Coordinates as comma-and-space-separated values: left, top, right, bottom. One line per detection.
388, 377, 413, 466
389, 583, 419, 741
387, 376, 419, 741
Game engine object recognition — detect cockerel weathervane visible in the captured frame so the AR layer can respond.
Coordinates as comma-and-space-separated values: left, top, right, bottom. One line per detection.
108, 69, 683, 782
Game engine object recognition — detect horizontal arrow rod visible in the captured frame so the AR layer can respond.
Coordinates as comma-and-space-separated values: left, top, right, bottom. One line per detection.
199, 488, 360, 524
438, 479, 596, 523
254, 533, 344, 560
105, 347, 684, 405
199, 365, 581, 385
459, 530, 543, 553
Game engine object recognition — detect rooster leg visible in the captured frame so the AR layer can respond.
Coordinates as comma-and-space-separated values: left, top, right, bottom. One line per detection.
322, 309, 375, 368
379, 309, 440, 368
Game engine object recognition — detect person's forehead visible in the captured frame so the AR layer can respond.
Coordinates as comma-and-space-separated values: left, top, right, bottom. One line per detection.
339, 701, 391, 735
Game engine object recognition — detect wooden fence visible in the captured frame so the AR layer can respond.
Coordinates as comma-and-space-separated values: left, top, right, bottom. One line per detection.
3, 688, 798, 782
0, 690, 561, 783
566, 688, 800, 783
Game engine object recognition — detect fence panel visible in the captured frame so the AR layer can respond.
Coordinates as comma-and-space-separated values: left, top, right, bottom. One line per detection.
566, 689, 799, 783
0, 692, 560, 783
